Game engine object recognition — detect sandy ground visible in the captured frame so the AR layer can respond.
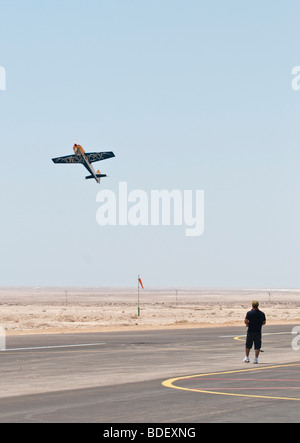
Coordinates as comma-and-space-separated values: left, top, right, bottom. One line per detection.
1, 287, 300, 335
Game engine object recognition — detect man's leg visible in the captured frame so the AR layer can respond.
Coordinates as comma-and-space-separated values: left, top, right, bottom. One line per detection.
244, 332, 253, 362
253, 333, 262, 363
243, 348, 250, 362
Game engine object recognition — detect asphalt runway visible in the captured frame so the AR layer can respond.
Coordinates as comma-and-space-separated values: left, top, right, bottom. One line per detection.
0, 324, 299, 422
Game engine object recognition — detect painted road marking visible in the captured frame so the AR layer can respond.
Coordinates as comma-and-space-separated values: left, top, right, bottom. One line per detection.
233, 332, 291, 342
162, 364, 300, 401
219, 332, 291, 339
0, 342, 106, 352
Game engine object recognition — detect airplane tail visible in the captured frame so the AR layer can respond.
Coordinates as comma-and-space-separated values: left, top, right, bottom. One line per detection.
85, 174, 107, 179
85, 170, 107, 182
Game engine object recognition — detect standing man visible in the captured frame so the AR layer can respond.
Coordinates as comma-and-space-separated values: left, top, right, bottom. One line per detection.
243, 300, 266, 364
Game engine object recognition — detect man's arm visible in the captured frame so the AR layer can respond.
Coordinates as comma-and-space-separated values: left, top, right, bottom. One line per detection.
244, 318, 249, 327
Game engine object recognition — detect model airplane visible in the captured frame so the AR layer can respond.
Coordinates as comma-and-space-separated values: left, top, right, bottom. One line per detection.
52, 142, 115, 183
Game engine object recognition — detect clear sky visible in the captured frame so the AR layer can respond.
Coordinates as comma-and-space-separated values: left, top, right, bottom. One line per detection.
1, 0, 300, 288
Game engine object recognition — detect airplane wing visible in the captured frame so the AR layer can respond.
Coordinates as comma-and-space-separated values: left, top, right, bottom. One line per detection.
52, 154, 83, 164
85, 151, 115, 163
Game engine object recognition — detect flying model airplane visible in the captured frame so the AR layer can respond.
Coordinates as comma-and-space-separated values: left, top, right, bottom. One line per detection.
52, 142, 115, 183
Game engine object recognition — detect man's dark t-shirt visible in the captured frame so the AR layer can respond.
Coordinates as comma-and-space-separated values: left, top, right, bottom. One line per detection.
246, 309, 266, 333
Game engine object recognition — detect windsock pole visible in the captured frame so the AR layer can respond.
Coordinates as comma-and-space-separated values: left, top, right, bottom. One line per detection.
138, 275, 140, 317
137, 275, 144, 317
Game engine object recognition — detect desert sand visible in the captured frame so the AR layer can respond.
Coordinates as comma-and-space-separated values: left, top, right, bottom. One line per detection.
0, 287, 300, 335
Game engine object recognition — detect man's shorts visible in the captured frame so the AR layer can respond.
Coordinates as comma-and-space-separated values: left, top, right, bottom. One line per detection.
246, 331, 262, 350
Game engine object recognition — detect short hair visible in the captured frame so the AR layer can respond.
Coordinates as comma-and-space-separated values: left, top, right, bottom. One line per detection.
252, 300, 259, 309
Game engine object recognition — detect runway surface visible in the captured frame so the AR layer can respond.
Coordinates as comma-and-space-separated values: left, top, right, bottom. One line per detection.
0, 324, 299, 422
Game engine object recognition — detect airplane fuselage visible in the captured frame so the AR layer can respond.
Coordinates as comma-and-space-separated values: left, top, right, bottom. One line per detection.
73, 144, 100, 183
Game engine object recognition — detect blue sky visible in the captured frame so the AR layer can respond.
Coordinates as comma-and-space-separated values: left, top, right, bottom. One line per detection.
1, 0, 300, 287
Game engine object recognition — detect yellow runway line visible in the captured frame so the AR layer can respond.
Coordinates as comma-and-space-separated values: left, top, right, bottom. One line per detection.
162, 364, 300, 401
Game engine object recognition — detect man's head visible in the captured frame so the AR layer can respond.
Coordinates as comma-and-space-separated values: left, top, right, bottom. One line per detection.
252, 300, 259, 309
